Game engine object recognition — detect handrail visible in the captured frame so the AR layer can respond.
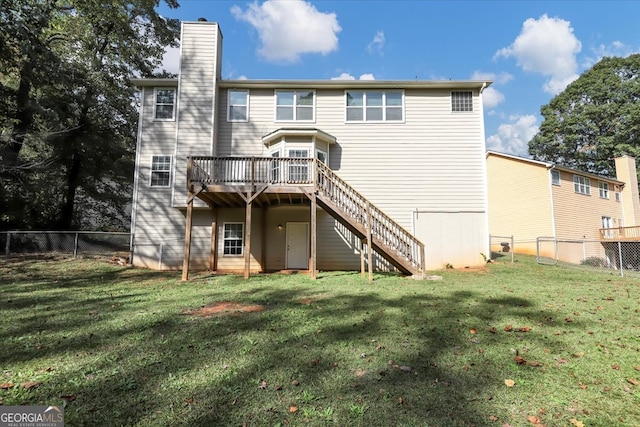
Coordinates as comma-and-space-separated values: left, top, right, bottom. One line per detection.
188, 156, 425, 273
315, 160, 424, 271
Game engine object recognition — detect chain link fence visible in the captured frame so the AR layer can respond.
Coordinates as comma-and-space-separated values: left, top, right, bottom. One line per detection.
536, 237, 640, 277
489, 234, 514, 263
1, 231, 131, 260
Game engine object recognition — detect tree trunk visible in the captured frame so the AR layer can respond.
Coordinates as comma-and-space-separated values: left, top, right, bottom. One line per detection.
2, 62, 34, 169
57, 150, 82, 230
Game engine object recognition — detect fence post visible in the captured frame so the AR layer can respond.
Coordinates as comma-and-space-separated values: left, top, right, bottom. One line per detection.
5, 231, 10, 256
73, 232, 79, 258
618, 241, 624, 277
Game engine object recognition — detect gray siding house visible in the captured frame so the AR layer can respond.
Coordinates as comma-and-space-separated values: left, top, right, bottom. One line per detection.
130, 20, 492, 279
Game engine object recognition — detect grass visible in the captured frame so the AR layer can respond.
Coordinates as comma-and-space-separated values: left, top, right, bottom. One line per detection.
0, 255, 639, 427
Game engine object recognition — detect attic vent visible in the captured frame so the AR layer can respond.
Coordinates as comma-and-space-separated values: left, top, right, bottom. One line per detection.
197, 17, 208, 22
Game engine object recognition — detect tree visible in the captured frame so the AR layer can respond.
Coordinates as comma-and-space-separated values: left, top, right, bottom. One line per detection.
529, 54, 640, 177
0, 0, 180, 230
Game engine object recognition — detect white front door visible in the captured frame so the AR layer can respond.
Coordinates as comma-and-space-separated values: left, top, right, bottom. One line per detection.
286, 222, 309, 269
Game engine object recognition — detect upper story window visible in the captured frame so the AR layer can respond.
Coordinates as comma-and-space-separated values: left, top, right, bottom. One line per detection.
150, 155, 171, 187
276, 90, 315, 121
345, 90, 403, 122
599, 181, 609, 199
573, 174, 591, 195
551, 170, 560, 185
451, 91, 473, 112
154, 88, 175, 120
615, 191, 621, 202
228, 90, 249, 122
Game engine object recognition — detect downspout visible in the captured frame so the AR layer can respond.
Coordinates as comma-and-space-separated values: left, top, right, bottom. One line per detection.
478, 81, 490, 261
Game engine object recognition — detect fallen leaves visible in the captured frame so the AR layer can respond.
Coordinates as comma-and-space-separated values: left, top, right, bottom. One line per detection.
514, 356, 527, 365
288, 406, 298, 413
21, 381, 40, 390
628, 378, 639, 386
504, 379, 515, 387
569, 419, 585, 427
0, 383, 14, 389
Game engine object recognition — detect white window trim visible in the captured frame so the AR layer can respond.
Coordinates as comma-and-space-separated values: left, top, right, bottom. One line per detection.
451, 91, 474, 112
153, 88, 176, 121
227, 89, 249, 122
275, 90, 316, 122
315, 148, 328, 164
222, 222, 244, 257
344, 90, 405, 123
150, 155, 172, 188
599, 181, 609, 199
551, 170, 560, 186
573, 174, 591, 195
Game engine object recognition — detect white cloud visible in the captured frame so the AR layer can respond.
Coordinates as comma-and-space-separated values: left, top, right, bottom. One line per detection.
486, 114, 539, 157
231, 0, 341, 63
583, 41, 640, 68
471, 71, 513, 85
331, 72, 356, 80
367, 30, 385, 55
330, 72, 375, 80
482, 87, 505, 109
495, 14, 582, 94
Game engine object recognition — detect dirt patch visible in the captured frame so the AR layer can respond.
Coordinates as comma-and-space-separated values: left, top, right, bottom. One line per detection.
182, 302, 265, 317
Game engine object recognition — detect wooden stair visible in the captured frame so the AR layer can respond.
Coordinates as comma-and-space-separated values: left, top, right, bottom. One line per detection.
314, 161, 425, 277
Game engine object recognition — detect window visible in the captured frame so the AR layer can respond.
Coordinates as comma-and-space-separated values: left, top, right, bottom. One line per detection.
150, 155, 171, 187
288, 149, 309, 182
223, 223, 244, 256
270, 151, 281, 182
276, 90, 314, 121
154, 88, 175, 120
316, 150, 327, 164
615, 191, 621, 202
451, 91, 473, 112
551, 170, 560, 185
345, 90, 403, 122
228, 90, 249, 121
573, 175, 591, 195
599, 181, 609, 199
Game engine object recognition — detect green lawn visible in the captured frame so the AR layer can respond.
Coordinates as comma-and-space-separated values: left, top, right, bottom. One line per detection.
0, 255, 639, 426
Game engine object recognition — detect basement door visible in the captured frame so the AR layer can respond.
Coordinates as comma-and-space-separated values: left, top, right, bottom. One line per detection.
286, 222, 309, 269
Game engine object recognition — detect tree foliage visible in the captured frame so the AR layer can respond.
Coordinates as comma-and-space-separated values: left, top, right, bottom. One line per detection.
529, 54, 640, 176
0, 0, 180, 230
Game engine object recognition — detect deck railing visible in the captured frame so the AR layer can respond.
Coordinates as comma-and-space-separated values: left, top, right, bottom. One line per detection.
599, 226, 640, 241
189, 156, 314, 186
188, 156, 424, 273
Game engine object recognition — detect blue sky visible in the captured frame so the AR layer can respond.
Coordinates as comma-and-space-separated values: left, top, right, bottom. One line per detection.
157, 0, 640, 157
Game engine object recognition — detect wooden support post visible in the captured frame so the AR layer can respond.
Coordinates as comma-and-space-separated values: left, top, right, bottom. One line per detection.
244, 197, 252, 280
310, 192, 317, 279
261, 207, 267, 272
420, 243, 426, 279
182, 195, 194, 281
360, 239, 366, 276
209, 208, 218, 271
366, 201, 373, 282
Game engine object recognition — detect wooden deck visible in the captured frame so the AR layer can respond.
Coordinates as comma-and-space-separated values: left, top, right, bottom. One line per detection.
600, 226, 640, 241
182, 156, 425, 281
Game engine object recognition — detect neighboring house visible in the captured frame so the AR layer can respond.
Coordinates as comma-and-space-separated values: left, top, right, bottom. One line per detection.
130, 20, 492, 279
486, 150, 640, 265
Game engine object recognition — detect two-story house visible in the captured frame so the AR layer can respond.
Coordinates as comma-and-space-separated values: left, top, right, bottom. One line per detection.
487, 151, 640, 266
130, 20, 492, 279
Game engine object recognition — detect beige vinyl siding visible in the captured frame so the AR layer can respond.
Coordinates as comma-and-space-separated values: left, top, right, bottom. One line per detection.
615, 156, 640, 226
173, 22, 222, 206
552, 171, 625, 241
217, 88, 487, 230
486, 154, 555, 255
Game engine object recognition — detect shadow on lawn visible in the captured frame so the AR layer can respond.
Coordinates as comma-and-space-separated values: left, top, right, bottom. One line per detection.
0, 265, 584, 426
